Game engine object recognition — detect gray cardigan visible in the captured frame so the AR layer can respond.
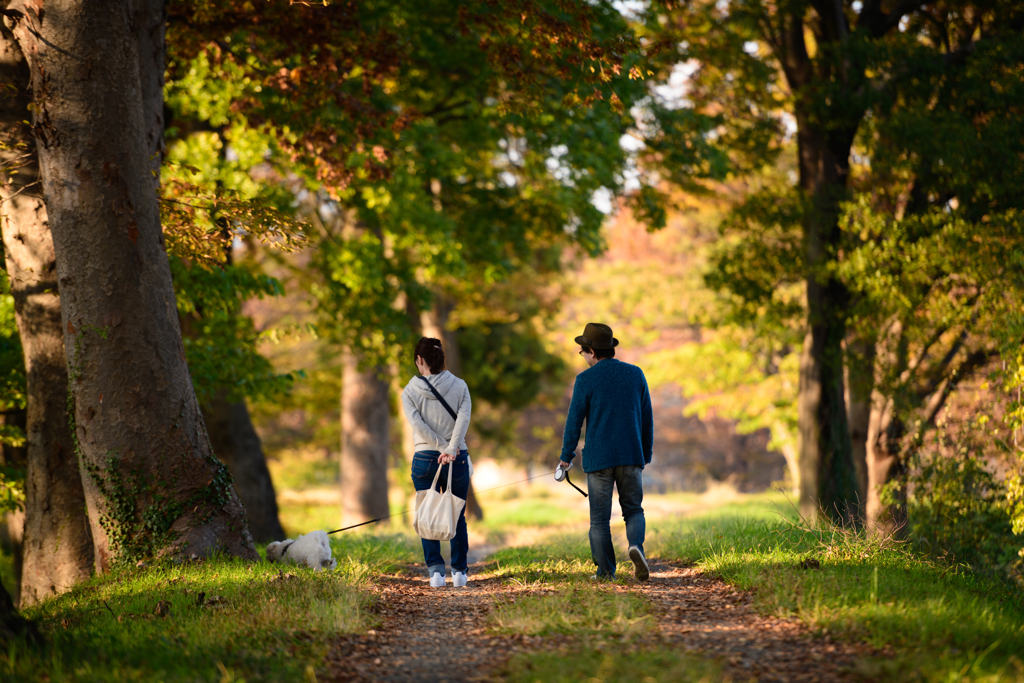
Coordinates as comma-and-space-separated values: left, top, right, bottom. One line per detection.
401, 370, 472, 457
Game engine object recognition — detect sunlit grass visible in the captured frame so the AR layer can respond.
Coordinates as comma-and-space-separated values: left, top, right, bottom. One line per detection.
651, 502, 1024, 683
0, 535, 412, 683
492, 586, 654, 637
501, 646, 722, 683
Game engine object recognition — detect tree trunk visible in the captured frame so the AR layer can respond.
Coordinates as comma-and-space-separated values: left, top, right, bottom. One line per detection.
7, 0, 256, 566
0, 18, 94, 604
341, 353, 390, 524
865, 392, 907, 537
203, 395, 285, 543
420, 295, 482, 520
794, 113, 860, 525
845, 334, 875, 515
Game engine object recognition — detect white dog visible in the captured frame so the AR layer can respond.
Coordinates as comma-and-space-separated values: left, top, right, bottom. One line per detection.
266, 530, 338, 571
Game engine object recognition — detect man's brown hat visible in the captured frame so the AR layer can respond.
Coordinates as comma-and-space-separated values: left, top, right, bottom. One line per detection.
575, 322, 618, 349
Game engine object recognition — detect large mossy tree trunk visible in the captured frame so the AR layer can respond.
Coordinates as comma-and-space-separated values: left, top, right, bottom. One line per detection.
341, 353, 390, 525
203, 395, 285, 543
0, 16, 93, 604
7, 0, 256, 566
421, 295, 482, 520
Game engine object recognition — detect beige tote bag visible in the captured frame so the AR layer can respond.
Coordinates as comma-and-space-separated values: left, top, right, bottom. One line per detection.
413, 462, 466, 541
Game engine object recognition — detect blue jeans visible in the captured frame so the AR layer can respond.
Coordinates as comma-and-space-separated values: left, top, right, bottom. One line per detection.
587, 465, 646, 577
411, 450, 470, 577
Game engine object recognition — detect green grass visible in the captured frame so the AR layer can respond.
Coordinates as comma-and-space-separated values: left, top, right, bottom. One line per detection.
0, 533, 413, 683
485, 533, 594, 583
492, 586, 654, 637
651, 502, 1024, 682
501, 646, 722, 683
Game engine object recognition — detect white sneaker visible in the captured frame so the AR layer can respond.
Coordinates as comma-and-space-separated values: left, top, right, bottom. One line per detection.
429, 571, 446, 587
453, 571, 468, 587
629, 546, 649, 582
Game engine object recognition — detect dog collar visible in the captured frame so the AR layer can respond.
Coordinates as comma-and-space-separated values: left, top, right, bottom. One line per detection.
281, 540, 297, 557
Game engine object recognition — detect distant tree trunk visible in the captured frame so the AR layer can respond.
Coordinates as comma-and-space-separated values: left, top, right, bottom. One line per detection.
421, 295, 482, 520
865, 393, 907, 538
341, 353, 390, 524
203, 395, 285, 542
845, 334, 875, 515
0, 17, 93, 604
791, 109, 860, 525
7, 0, 256, 565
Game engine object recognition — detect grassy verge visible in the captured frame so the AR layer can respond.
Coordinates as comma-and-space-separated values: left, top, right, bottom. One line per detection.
651, 500, 1024, 682
0, 532, 417, 683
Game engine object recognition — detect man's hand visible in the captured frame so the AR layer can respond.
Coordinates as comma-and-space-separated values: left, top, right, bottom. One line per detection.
556, 459, 572, 470
438, 452, 456, 465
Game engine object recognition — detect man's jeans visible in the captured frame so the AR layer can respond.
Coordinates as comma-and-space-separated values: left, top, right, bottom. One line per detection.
411, 450, 470, 577
587, 465, 645, 578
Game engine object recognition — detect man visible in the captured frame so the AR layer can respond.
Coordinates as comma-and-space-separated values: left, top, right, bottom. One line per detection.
557, 322, 653, 581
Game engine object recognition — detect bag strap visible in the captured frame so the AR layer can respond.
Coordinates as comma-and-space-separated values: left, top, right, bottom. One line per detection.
418, 375, 459, 421
428, 461, 455, 495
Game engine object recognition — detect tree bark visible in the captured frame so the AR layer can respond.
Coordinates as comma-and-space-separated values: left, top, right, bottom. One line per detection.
7, 0, 256, 566
0, 17, 94, 604
794, 119, 860, 525
865, 392, 907, 538
845, 334, 875, 514
341, 353, 390, 524
420, 295, 482, 520
202, 395, 285, 543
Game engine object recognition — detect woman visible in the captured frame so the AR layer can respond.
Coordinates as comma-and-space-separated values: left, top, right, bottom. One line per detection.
401, 337, 473, 587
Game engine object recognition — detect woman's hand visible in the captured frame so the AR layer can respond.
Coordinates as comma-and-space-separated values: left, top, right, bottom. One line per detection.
438, 452, 456, 465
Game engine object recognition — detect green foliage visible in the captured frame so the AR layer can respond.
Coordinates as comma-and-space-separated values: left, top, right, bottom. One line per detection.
172, 258, 301, 406
459, 321, 565, 411
0, 271, 25, 514
897, 424, 1022, 587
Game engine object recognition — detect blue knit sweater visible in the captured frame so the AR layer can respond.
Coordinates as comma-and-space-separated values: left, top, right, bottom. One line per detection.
559, 358, 654, 472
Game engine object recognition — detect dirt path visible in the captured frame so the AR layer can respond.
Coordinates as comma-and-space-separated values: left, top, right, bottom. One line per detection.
642, 562, 871, 682
323, 568, 520, 683
323, 561, 872, 683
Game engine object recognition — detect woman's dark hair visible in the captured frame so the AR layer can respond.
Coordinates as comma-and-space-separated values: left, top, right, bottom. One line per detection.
415, 337, 446, 374
581, 345, 615, 360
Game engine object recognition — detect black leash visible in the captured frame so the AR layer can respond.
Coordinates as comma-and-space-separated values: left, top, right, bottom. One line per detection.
325, 467, 587, 535
563, 470, 588, 498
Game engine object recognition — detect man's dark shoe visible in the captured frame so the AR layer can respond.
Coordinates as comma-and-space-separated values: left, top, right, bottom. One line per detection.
628, 546, 649, 582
